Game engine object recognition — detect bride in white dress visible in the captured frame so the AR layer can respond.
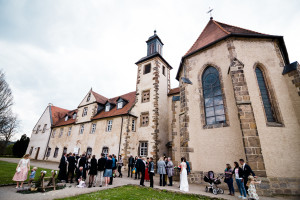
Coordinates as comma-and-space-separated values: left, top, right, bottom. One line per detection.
179, 157, 189, 192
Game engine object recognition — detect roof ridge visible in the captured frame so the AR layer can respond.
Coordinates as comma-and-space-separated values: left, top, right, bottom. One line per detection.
212, 20, 230, 34
214, 20, 268, 35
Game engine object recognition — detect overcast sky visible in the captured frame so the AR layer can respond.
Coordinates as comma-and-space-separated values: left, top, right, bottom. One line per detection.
0, 0, 299, 140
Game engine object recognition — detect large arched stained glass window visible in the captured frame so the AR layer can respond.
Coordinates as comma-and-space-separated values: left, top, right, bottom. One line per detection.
202, 66, 225, 125
255, 67, 276, 122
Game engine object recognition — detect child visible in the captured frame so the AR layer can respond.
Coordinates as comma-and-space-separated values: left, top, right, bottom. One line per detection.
247, 175, 261, 200
28, 167, 38, 186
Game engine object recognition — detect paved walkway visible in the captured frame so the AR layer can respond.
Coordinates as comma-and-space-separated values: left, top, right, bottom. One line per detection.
0, 158, 298, 200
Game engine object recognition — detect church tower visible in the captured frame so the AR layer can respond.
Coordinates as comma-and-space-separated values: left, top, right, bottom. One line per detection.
130, 31, 172, 163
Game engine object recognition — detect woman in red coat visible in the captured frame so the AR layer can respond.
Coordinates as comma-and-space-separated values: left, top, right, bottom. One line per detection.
144, 157, 150, 181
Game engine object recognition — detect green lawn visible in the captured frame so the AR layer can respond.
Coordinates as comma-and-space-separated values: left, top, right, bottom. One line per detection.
0, 160, 55, 185
58, 185, 219, 200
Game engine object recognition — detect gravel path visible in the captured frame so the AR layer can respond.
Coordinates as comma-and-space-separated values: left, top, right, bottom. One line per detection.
0, 158, 298, 200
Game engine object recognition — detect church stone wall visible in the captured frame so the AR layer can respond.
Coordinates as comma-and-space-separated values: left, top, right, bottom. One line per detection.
180, 41, 246, 174
233, 39, 300, 179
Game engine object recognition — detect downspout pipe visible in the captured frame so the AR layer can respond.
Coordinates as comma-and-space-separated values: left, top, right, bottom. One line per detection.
118, 116, 124, 156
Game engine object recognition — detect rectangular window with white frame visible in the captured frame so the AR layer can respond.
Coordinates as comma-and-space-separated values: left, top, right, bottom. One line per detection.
82, 107, 88, 117
68, 127, 72, 136
59, 128, 63, 137
139, 142, 148, 157
132, 119, 136, 132
91, 123, 96, 134
80, 124, 84, 134
106, 120, 113, 132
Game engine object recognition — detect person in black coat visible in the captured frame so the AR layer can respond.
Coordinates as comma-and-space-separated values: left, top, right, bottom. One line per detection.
239, 159, 256, 192
97, 153, 106, 187
148, 157, 155, 188
78, 154, 87, 179
134, 156, 140, 179
88, 155, 98, 187
67, 153, 76, 183
128, 155, 134, 178
58, 153, 68, 182
136, 156, 145, 186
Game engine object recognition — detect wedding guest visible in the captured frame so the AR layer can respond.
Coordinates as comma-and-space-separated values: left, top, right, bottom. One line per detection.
134, 156, 140, 179
166, 157, 174, 186
137, 157, 146, 186
117, 155, 123, 178
88, 155, 98, 188
148, 157, 155, 188
224, 163, 234, 196
104, 155, 113, 187
145, 157, 150, 182
157, 157, 166, 186
28, 167, 37, 186
78, 153, 87, 179
109, 154, 116, 184
58, 153, 68, 182
128, 155, 134, 178
233, 161, 247, 199
240, 159, 256, 192
76, 167, 84, 185
97, 153, 106, 187
67, 153, 76, 183
164, 157, 168, 185
247, 175, 261, 200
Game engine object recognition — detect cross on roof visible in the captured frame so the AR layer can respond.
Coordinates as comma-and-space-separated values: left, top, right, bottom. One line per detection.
207, 7, 213, 19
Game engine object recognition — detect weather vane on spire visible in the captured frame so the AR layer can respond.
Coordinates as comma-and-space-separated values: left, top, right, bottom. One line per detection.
207, 7, 213, 19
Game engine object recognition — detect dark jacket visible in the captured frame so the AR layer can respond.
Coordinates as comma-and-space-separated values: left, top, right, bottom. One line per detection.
128, 156, 134, 166
79, 156, 87, 168
148, 161, 155, 174
89, 158, 98, 175
136, 159, 145, 172
242, 164, 255, 178
98, 157, 106, 171
233, 167, 244, 179
67, 156, 76, 169
59, 156, 67, 169
105, 159, 113, 169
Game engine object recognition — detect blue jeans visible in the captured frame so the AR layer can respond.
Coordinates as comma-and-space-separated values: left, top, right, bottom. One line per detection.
236, 178, 247, 197
226, 178, 235, 194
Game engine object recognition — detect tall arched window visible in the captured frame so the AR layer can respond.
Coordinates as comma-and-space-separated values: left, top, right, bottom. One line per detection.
255, 67, 276, 122
202, 66, 225, 125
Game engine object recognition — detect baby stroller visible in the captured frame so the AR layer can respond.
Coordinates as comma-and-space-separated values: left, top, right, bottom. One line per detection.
204, 171, 224, 195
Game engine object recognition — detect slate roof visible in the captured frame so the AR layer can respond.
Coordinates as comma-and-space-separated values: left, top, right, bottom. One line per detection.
176, 18, 290, 80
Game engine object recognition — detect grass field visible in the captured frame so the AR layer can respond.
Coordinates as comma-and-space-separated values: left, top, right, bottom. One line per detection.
58, 185, 218, 200
0, 160, 54, 185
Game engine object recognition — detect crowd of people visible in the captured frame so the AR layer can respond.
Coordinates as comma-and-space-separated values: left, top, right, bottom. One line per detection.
12, 153, 260, 200
224, 159, 260, 200
57, 152, 123, 187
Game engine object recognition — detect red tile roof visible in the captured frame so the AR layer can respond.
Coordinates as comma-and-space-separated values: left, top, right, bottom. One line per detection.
185, 19, 268, 56
54, 110, 77, 127
91, 91, 108, 104
92, 91, 136, 120
168, 87, 180, 96
51, 106, 70, 125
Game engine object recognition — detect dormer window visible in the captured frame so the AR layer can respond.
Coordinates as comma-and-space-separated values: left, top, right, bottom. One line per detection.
87, 93, 91, 102
65, 115, 68, 121
105, 103, 110, 112
117, 98, 125, 109
72, 113, 77, 119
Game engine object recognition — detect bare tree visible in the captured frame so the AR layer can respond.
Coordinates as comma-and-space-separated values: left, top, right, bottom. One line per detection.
0, 70, 19, 153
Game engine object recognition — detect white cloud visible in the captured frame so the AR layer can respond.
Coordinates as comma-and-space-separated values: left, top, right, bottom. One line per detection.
0, 0, 299, 140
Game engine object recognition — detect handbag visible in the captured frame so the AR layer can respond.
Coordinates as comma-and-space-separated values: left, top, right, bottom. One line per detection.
132, 168, 136, 174
17, 167, 21, 173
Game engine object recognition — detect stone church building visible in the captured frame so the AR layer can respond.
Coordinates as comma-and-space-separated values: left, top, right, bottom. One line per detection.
27, 18, 300, 195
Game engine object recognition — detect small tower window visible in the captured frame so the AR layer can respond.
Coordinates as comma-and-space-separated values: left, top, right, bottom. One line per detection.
144, 64, 151, 74
142, 90, 150, 103
162, 66, 166, 76
140, 112, 149, 127
87, 93, 91, 102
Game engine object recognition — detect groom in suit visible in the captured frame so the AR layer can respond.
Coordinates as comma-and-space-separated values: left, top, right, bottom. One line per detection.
136, 156, 145, 186
239, 159, 256, 192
